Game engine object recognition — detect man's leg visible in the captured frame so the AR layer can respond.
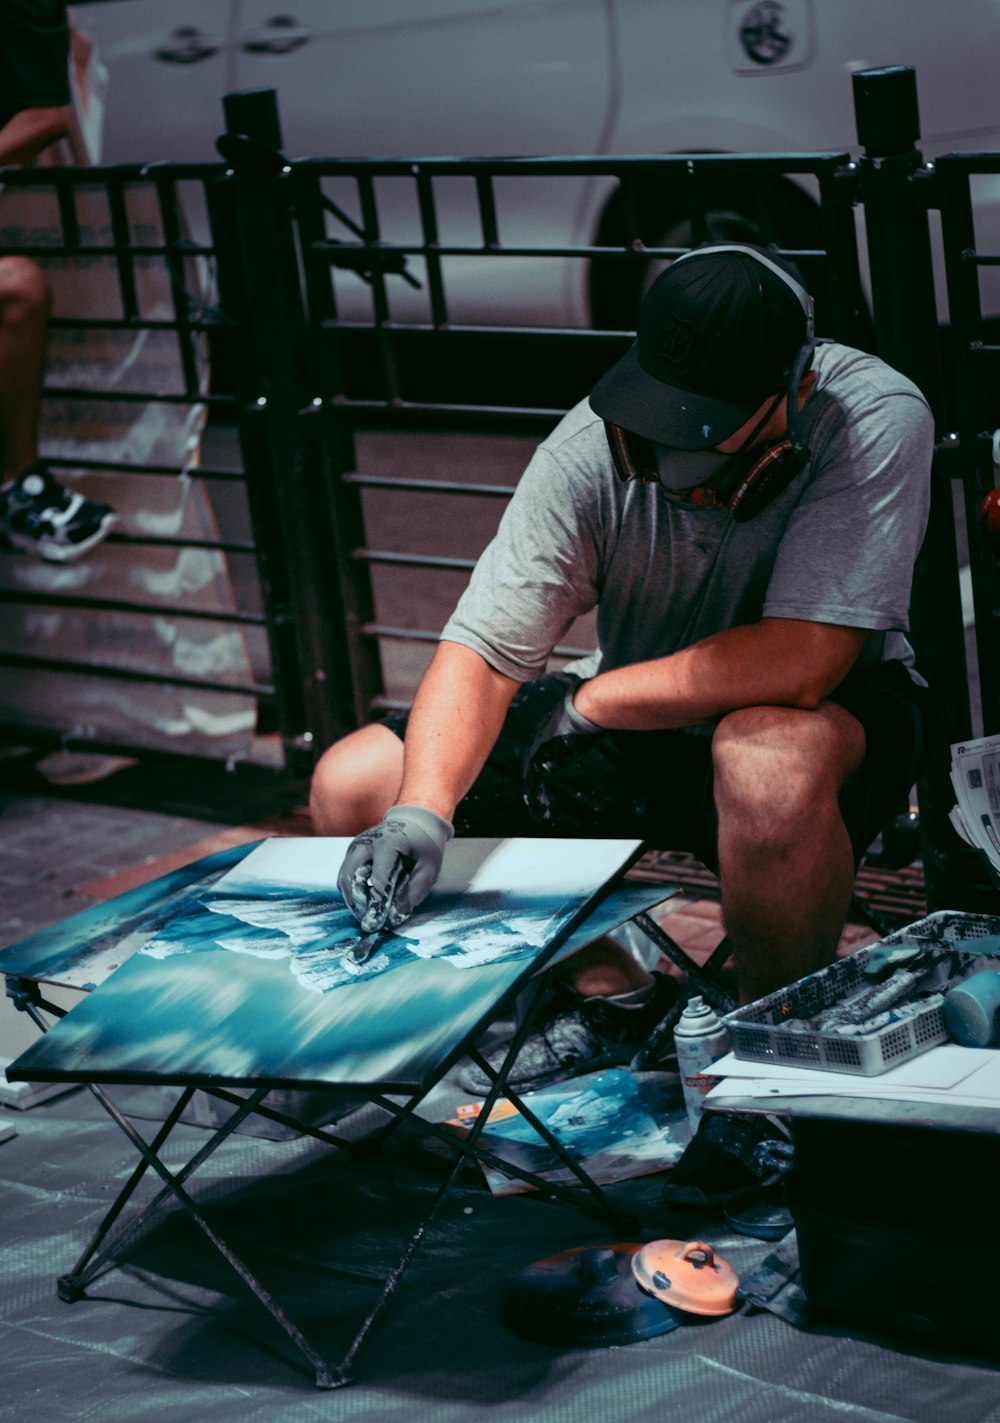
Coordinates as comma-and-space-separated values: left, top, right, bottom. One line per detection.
0, 256, 49, 478
711, 700, 866, 1005
309, 722, 405, 835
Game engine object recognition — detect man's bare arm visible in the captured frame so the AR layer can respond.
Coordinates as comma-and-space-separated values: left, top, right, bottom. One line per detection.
574, 618, 869, 730
396, 640, 520, 818
0, 106, 71, 167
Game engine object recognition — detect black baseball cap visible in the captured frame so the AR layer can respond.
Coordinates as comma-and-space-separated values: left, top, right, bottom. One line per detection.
590, 244, 812, 450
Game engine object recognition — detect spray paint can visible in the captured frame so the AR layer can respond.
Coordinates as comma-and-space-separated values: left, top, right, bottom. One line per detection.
674, 996, 730, 1133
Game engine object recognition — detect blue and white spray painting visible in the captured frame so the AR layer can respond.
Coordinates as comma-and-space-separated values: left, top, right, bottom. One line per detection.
6, 838, 659, 1091
140, 837, 640, 990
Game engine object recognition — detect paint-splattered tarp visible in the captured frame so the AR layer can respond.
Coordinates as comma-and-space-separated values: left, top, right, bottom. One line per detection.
1, 1080, 997, 1423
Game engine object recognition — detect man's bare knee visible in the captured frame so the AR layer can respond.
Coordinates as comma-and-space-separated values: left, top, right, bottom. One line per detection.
309, 723, 404, 835
716, 705, 864, 859
0, 257, 51, 323
712, 703, 865, 843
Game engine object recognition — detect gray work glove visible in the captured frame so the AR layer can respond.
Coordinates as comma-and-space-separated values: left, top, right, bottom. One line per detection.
337, 803, 454, 933
523, 679, 603, 824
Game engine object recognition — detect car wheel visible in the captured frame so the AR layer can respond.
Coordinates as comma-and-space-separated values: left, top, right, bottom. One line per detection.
588, 174, 831, 334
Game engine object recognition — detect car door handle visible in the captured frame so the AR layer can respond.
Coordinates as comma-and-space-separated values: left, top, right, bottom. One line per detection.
243, 16, 311, 55
155, 28, 220, 64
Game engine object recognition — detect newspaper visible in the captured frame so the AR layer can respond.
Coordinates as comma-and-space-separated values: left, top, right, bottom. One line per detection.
949, 734, 1000, 875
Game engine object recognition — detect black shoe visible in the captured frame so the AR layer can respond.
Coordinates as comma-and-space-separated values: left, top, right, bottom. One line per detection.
455, 971, 679, 1096
660, 1111, 792, 1211
1, 462, 117, 562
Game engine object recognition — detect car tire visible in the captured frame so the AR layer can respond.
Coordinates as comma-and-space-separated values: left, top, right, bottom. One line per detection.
588, 172, 832, 334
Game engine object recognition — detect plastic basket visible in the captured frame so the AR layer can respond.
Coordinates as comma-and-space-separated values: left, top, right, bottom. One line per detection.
723, 911, 1000, 1076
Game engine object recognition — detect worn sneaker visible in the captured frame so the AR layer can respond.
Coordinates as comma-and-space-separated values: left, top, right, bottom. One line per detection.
455, 970, 679, 1096
0, 462, 117, 562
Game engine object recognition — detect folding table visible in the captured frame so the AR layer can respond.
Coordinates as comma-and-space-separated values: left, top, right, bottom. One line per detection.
1, 835, 677, 1387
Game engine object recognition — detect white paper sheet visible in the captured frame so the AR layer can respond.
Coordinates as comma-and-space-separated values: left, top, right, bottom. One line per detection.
709, 1042, 1000, 1108
711, 1044, 996, 1091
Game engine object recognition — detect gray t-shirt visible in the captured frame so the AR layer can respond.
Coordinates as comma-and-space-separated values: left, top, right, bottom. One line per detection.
442, 342, 934, 689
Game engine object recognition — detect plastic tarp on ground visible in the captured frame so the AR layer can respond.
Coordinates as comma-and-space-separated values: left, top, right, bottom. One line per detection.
1, 1083, 998, 1423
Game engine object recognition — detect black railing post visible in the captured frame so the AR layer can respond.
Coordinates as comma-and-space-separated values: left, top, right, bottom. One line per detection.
216, 89, 359, 767
936, 157, 1000, 738
207, 121, 306, 755
290, 170, 386, 728
852, 68, 944, 403
854, 66, 984, 909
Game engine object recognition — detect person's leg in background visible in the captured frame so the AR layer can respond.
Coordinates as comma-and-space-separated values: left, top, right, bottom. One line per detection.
0, 255, 116, 562
0, 255, 49, 480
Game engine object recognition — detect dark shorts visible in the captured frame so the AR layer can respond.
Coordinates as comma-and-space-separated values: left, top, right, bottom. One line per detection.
381, 660, 939, 868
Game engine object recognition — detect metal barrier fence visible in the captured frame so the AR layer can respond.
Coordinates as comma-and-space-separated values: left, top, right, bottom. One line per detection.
843, 70, 1000, 907
285, 145, 863, 713
0, 67, 997, 906
0, 158, 290, 767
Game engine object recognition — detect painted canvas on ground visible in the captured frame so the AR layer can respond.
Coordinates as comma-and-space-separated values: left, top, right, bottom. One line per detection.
443, 1069, 688, 1196
7, 838, 645, 1092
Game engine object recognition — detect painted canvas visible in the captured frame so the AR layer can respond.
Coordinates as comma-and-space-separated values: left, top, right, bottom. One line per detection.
0, 842, 257, 990
7, 837, 661, 1093
443, 1068, 688, 1196
138, 837, 661, 989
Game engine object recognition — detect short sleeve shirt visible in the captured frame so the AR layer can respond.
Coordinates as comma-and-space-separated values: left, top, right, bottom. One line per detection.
441, 342, 935, 684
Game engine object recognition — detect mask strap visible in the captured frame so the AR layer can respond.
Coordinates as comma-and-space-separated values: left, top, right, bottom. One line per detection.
709, 386, 787, 501
604, 422, 659, 483
712, 338, 817, 503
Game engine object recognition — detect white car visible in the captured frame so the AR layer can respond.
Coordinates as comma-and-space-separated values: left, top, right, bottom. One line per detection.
69, 0, 1000, 326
